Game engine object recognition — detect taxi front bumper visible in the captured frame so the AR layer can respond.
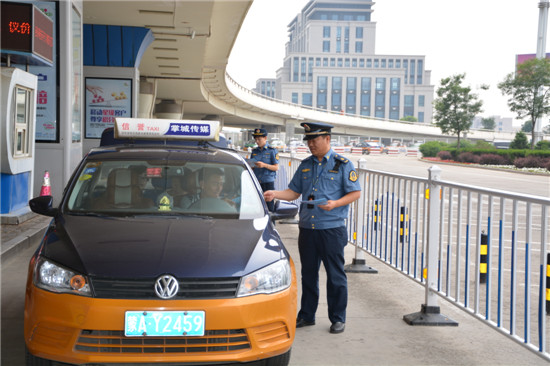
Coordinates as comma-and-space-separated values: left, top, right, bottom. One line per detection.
24, 280, 297, 365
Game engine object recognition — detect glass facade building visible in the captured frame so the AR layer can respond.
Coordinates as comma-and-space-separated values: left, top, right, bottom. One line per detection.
274, 0, 434, 123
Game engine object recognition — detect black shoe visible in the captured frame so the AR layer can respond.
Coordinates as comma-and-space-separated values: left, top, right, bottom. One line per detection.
296, 318, 315, 328
329, 322, 345, 334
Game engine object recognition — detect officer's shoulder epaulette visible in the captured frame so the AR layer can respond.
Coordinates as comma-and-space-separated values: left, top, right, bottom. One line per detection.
334, 154, 349, 163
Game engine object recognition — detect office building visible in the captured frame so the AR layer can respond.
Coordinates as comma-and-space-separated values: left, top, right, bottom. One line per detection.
273, 0, 434, 122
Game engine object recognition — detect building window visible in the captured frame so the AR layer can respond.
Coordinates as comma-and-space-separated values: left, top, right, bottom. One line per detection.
356, 27, 363, 38
417, 60, 423, 84
323, 58, 328, 66
390, 78, 400, 120
336, 27, 341, 53
292, 92, 299, 104
316, 57, 321, 66
323, 40, 330, 52
409, 60, 416, 84
323, 26, 331, 38
418, 95, 425, 107
317, 76, 328, 109
403, 60, 408, 84
404, 95, 414, 117
367, 58, 372, 68
331, 77, 342, 111
355, 41, 363, 53
301, 57, 307, 82
337, 58, 343, 67
13, 86, 32, 157
330, 58, 335, 67
396, 59, 401, 68
344, 26, 350, 53
344, 58, 350, 67
293, 57, 299, 82
375, 78, 386, 118
308, 57, 313, 82
352, 58, 357, 67
381, 59, 386, 68
346, 77, 357, 114
360, 77, 371, 116
359, 59, 365, 67
303, 93, 313, 107
389, 59, 394, 68
418, 112, 424, 122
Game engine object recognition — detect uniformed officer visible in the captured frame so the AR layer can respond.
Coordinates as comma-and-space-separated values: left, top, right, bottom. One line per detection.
251, 128, 279, 211
264, 122, 361, 334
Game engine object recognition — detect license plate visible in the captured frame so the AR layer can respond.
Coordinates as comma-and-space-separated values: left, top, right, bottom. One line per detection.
125, 311, 205, 337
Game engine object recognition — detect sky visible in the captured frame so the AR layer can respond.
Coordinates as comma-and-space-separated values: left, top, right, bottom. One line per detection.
227, 0, 550, 126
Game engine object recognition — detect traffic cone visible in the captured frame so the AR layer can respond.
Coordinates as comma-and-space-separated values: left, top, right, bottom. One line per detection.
40, 171, 51, 196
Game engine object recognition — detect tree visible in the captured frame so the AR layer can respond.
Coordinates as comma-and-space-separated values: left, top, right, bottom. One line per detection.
521, 120, 533, 133
498, 58, 550, 149
510, 131, 529, 149
434, 74, 483, 148
400, 116, 418, 122
481, 117, 496, 130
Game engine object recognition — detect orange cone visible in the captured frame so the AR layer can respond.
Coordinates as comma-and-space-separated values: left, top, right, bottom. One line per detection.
40, 171, 51, 196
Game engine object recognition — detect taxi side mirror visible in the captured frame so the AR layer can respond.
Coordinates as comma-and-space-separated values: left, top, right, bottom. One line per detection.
29, 196, 59, 217
270, 199, 298, 221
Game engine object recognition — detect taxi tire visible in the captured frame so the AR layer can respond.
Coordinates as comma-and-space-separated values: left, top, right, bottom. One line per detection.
25, 347, 67, 366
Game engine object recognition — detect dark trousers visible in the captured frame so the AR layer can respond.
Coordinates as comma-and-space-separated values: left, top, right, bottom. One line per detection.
297, 226, 348, 324
260, 182, 275, 211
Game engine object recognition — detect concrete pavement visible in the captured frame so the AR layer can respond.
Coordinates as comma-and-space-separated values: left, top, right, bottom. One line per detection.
1, 213, 549, 365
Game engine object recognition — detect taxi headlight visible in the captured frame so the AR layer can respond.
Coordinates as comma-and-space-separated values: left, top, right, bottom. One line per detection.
237, 259, 291, 297
34, 257, 91, 296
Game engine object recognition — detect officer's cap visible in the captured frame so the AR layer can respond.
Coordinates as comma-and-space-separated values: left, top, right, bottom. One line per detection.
252, 128, 268, 137
301, 122, 334, 140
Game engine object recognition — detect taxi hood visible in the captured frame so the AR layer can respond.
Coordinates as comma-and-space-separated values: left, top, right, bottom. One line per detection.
43, 215, 284, 278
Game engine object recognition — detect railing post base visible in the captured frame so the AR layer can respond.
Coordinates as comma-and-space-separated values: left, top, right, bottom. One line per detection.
344, 258, 378, 273
403, 304, 458, 326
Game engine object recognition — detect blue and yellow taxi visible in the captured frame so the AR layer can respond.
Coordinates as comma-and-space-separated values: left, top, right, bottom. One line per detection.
24, 119, 298, 365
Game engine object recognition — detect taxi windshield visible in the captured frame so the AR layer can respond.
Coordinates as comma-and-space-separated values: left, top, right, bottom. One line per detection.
66, 160, 265, 219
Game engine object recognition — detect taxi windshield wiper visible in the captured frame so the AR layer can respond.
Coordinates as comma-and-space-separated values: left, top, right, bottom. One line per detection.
131, 212, 213, 219
68, 211, 110, 218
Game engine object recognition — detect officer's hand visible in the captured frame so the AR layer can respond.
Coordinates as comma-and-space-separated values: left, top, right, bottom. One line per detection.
255, 161, 265, 168
264, 191, 275, 202
318, 200, 337, 211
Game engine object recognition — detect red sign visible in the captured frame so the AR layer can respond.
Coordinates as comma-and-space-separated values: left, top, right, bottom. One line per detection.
1, 2, 54, 64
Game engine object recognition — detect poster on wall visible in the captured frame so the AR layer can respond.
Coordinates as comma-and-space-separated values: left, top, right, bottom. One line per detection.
28, 2, 58, 142
85, 78, 132, 138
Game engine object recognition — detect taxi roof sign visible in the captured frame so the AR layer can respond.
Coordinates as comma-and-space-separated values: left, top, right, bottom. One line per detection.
115, 118, 220, 141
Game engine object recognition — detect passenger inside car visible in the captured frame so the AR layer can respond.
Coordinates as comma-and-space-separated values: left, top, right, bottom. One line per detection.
93, 168, 155, 209
184, 167, 237, 213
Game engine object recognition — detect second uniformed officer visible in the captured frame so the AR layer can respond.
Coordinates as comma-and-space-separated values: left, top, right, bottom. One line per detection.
251, 128, 279, 211
263, 122, 361, 334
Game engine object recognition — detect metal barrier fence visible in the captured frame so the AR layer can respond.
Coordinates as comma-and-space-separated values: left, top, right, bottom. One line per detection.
274, 154, 550, 361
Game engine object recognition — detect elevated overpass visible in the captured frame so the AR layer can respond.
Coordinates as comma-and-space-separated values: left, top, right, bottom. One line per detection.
83, 0, 515, 143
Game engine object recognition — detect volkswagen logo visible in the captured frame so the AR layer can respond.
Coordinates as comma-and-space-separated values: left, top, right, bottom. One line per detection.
154, 275, 179, 299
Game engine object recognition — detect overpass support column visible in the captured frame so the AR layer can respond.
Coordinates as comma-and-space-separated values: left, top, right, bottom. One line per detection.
285, 120, 296, 141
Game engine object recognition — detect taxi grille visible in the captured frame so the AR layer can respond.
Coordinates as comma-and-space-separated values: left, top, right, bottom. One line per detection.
75, 329, 251, 354
90, 277, 240, 299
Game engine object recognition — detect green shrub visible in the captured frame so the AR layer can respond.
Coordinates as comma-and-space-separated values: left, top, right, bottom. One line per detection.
535, 140, 550, 150
419, 141, 445, 157
510, 131, 529, 149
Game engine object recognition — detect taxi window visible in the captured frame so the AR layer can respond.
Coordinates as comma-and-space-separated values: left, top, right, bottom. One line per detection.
66, 160, 265, 219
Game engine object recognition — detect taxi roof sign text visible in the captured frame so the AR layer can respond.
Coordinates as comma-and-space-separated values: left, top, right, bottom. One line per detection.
115, 118, 220, 141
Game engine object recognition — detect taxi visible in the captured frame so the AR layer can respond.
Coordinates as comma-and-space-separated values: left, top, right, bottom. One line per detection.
24, 119, 298, 366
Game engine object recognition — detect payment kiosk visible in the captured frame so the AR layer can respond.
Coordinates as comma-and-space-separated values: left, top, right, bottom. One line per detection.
1, 67, 38, 220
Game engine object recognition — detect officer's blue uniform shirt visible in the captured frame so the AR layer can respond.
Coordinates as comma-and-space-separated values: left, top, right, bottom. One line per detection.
251, 143, 279, 183
289, 149, 361, 230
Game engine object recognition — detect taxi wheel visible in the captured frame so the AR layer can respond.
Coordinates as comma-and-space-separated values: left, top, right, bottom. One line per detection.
265, 349, 291, 366
25, 347, 69, 366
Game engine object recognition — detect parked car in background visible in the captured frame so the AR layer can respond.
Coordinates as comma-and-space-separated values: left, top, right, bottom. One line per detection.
269, 139, 286, 151
244, 139, 257, 149
355, 141, 383, 155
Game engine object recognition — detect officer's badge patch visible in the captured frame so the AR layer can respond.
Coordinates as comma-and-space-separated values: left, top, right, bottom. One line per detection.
275, 154, 280, 160
349, 170, 358, 182
301, 168, 311, 172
